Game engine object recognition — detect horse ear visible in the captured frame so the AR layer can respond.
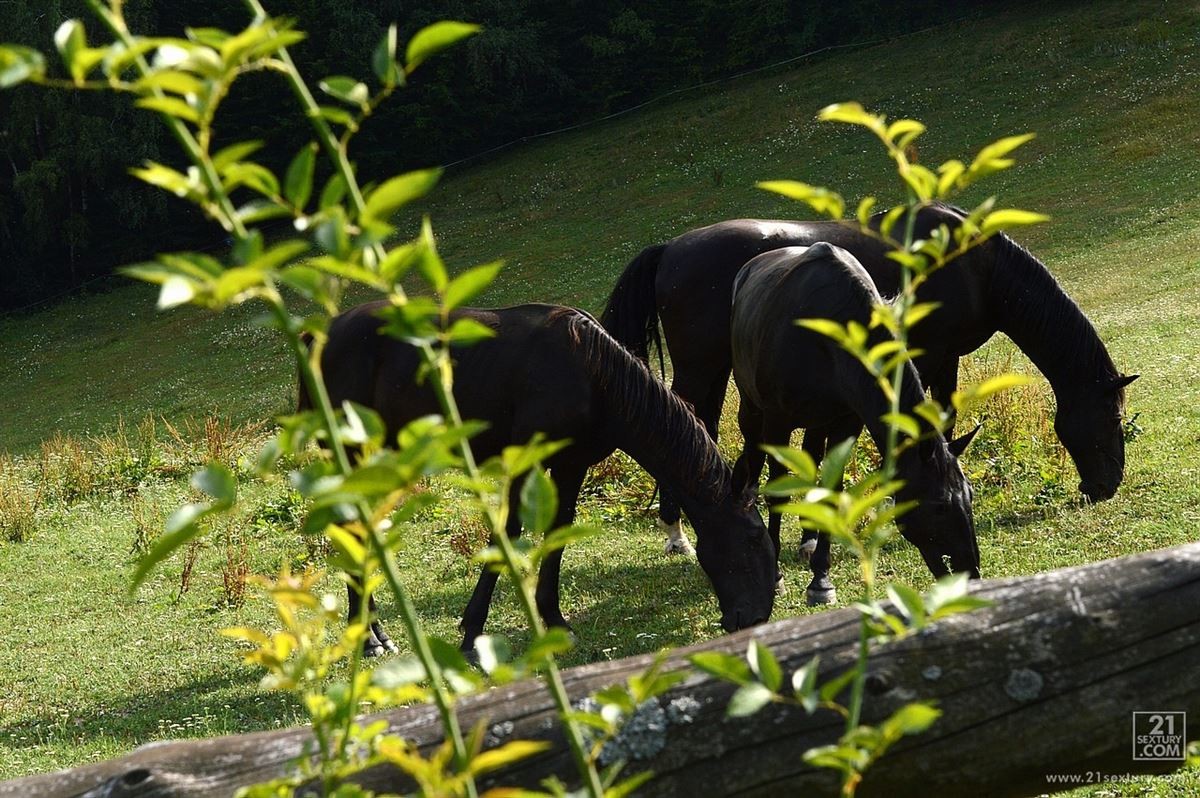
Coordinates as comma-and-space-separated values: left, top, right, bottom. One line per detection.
1110, 374, 1139, 392
947, 423, 982, 457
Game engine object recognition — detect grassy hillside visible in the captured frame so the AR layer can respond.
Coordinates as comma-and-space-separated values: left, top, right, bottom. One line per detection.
2, 0, 1199, 792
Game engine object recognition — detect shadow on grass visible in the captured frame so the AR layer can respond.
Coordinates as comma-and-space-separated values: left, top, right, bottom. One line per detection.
0, 669, 304, 761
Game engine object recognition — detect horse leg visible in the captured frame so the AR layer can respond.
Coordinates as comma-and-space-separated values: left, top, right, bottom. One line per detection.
797, 426, 829, 562
760, 420, 795, 594
533, 464, 587, 632
459, 481, 525, 652
806, 418, 863, 607
659, 364, 733, 555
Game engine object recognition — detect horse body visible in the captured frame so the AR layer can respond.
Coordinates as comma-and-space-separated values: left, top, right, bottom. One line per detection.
309, 301, 776, 654
602, 204, 1135, 541
729, 243, 980, 603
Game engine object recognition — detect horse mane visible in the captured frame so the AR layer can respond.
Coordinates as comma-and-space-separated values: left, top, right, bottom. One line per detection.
552, 307, 733, 503
987, 232, 1125, 408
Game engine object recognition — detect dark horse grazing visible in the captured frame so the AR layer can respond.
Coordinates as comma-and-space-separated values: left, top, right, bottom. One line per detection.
730, 243, 981, 604
301, 301, 777, 655
602, 203, 1137, 551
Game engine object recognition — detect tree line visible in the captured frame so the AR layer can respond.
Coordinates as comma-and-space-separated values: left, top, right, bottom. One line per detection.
0, 0, 992, 311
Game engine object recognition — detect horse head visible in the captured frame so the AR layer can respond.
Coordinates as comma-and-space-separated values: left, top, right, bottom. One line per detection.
894, 426, 981, 579
690, 488, 776, 632
1055, 373, 1138, 502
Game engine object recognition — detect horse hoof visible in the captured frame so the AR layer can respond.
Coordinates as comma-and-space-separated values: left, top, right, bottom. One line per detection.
798, 537, 818, 562
657, 519, 694, 556
663, 537, 695, 556
775, 576, 787, 596
363, 641, 388, 658
806, 586, 837, 606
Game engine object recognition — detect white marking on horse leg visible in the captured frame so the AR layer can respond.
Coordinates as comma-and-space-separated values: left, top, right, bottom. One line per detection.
657, 519, 695, 556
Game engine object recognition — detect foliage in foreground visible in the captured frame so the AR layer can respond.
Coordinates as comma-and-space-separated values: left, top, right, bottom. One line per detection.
0, 4, 1091, 797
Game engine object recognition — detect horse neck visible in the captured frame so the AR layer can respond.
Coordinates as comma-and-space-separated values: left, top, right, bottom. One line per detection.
986, 237, 1119, 393
832, 324, 928, 444
568, 314, 733, 515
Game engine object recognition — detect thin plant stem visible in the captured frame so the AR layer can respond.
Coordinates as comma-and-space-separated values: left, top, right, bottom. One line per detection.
417, 343, 607, 798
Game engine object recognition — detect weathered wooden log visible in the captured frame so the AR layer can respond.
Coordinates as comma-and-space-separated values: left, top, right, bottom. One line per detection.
5, 541, 1198, 798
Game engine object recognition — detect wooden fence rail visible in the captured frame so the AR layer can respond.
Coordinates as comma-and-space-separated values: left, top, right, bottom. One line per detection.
5, 541, 1198, 797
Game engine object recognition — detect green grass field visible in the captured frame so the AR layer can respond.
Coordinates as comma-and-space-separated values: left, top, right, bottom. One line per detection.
2, 0, 1199, 793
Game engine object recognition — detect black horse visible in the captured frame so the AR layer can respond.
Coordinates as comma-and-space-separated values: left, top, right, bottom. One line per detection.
601, 204, 1137, 549
729, 243, 980, 604
302, 301, 777, 655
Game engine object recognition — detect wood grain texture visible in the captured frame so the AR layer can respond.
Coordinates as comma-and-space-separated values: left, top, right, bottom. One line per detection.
5, 541, 1198, 798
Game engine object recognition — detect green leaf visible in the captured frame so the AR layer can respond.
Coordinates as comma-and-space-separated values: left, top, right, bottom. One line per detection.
820, 437, 856, 489
0, 45, 46, 88
936, 159, 965, 197
316, 105, 358, 129
819, 668, 857, 704
469, 740, 551, 776
880, 412, 920, 442
756, 180, 844, 219
817, 101, 884, 132
727, 682, 774, 718
473, 634, 511, 675
886, 583, 926, 628
363, 169, 442, 222
747, 640, 782, 692
444, 317, 496, 346
855, 196, 877, 229
213, 140, 264, 171
519, 468, 557, 535
762, 445, 817, 482
415, 217, 448, 291
222, 162, 280, 199
319, 173, 348, 210
795, 318, 848, 344
135, 95, 201, 124
284, 144, 317, 210
606, 771, 655, 798
979, 208, 1051, 237
235, 199, 290, 225
951, 373, 1033, 414
373, 23, 402, 86
130, 520, 203, 590
526, 627, 574, 663
130, 161, 198, 198
135, 69, 205, 97
306, 256, 384, 289
444, 261, 503, 310
791, 655, 821, 713
405, 21, 481, 73
319, 75, 369, 107
886, 118, 925, 147
689, 651, 752, 685
53, 20, 85, 75
970, 133, 1036, 173
157, 275, 197, 309
802, 743, 860, 774
193, 463, 237, 505
882, 702, 941, 738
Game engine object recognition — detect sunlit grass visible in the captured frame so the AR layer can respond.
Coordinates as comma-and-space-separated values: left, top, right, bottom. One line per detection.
1, 0, 1198, 792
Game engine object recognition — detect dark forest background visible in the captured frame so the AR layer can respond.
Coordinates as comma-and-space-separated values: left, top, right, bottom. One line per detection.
0, 0, 994, 310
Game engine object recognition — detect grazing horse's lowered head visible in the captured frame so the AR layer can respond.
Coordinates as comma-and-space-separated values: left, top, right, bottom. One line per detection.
686, 486, 777, 631
1054, 373, 1138, 502
893, 427, 981, 578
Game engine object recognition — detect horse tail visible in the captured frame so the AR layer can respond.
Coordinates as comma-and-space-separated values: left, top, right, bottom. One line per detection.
600, 243, 667, 379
